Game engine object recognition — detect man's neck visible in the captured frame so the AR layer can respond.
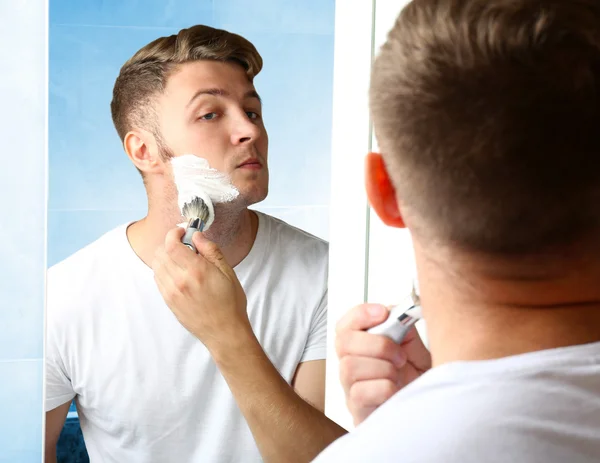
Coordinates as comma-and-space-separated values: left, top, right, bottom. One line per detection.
126, 206, 258, 269
414, 241, 600, 367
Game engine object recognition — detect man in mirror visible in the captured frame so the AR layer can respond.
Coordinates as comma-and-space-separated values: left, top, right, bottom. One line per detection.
45, 25, 346, 463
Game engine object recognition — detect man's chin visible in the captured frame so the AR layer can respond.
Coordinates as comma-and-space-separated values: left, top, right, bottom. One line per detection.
230, 179, 268, 204
243, 189, 268, 207
215, 188, 267, 210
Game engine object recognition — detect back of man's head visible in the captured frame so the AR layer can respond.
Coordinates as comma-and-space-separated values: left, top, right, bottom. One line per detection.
370, 0, 600, 257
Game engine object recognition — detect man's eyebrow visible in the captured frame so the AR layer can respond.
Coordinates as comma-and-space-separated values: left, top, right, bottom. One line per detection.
245, 90, 262, 104
186, 88, 262, 109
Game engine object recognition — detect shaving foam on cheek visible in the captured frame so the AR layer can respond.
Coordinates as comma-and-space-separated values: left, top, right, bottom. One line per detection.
171, 154, 239, 230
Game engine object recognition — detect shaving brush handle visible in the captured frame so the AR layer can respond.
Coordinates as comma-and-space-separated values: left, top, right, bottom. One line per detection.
182, 226, 198, 253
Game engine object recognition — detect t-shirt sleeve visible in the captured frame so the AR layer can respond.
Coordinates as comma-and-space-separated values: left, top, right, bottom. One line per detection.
46, 358, 75, 412
300, 289, 328, 363
46, 332, 76, 411
45, 293, 76, 411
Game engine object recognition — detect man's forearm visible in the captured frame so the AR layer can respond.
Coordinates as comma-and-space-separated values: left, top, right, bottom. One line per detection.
45, 447, 57, 463
211, 329, 347, 463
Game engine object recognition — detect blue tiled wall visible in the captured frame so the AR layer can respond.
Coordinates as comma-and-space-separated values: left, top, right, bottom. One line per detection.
0, 1, 46, 462
49, 0, 335, 459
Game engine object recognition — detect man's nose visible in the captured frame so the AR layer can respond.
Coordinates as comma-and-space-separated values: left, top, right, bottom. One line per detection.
231, 112, 261, 145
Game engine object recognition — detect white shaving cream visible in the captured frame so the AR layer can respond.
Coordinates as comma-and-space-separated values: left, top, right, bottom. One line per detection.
171, 154, 239, 231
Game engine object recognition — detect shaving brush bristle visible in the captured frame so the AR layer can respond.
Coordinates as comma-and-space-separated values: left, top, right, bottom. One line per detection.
182, 196, 210, 223
181, 196, 211, 252
410, 280, 420, 307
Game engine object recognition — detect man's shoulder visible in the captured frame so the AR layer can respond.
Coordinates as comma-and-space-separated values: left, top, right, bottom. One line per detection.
49, 224, 127, 275
257, 212, 329, 282
258, 211, 329, 256
47, 224, 129, 310
314, 381, 513, 462
317, 354, 600, 462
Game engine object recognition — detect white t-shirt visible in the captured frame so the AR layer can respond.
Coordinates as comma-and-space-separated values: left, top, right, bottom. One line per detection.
46, 211, 329, 463
314, 340, 600, 462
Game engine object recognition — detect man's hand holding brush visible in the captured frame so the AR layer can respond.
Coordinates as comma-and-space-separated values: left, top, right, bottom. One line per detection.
152, 226, 348, 463
336, 304, 432, 426
151, 227, 253, 356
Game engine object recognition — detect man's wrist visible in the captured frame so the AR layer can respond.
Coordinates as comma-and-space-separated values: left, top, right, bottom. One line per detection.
208, 323, 263, 368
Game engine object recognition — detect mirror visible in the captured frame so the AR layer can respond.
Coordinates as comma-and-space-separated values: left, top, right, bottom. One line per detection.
47, 0, 337, 461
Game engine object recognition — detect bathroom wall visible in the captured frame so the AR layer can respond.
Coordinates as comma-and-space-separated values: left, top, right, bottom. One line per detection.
0, 1, 47, 462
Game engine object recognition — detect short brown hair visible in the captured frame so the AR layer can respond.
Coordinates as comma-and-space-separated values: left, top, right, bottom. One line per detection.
110, 25, 263, 142
370, 0, 600, 255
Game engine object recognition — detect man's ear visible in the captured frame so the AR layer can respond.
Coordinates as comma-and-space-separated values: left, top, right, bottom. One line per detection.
365, 152, 406, 228
123, 130, 164, 175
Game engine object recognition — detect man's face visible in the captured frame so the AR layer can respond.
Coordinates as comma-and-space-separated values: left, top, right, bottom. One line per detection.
156, 60, 269, 206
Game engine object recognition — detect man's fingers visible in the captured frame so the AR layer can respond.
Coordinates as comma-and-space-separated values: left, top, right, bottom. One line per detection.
336, 330, 407, 369
162, 227, 197, 270
348, 404, 377, 428
348, 379, 399, 411
151, 247, 175, 282
192, 233, 231, 276
336, 304, 390, 334
164, 226, 186, 250
153, 242, 196, 296
153, 262, 178, 307
401, 327, 432, 373
339, 356, 401, 395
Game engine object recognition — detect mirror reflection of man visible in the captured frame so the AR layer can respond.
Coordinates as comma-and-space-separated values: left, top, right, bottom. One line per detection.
45, 25, 346, 463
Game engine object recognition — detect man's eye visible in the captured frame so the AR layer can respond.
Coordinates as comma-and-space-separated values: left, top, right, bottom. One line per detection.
200, 113, 217, 120
247, 111, 260, 120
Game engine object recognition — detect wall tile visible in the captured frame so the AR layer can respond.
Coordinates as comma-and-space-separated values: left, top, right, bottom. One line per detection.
0, 301, 43, 362
51, 0, 213, 28
249, 32, 334, 209
49, 24, 175, 211
0, 1, 46, 363
0, 2, 46, 459
0, 360, 43, 463
214, 0, 335, 35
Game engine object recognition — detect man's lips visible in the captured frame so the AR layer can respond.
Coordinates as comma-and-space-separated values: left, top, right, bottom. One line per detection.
237, 158, 263, 169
